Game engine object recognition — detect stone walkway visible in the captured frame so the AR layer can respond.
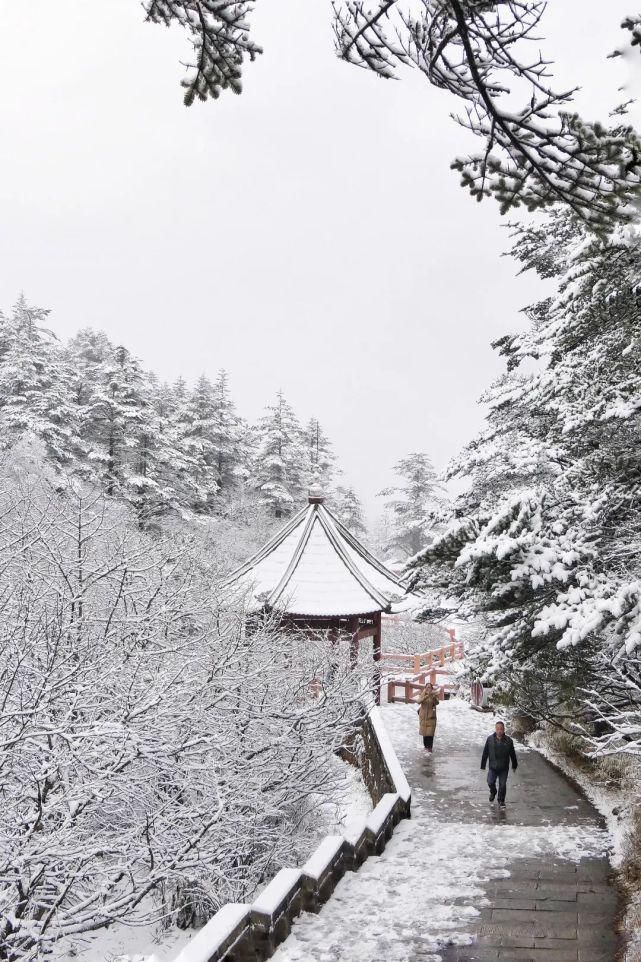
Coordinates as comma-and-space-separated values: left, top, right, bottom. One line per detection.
272, 700, 620, 962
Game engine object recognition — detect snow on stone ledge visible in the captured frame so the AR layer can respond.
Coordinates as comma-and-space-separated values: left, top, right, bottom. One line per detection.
366, 792, 399, 836
173, 903, 249, 962
343, 816, 368, 848
252, 868, 302, 917
302, 835, 345, 881
369, 705, 411, 803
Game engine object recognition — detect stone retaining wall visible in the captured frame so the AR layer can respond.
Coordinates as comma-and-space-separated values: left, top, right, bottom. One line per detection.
173, 706, 411, 962
340, 710, 394, 805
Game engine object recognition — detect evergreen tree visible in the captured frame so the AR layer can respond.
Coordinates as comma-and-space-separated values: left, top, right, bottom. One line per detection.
0, 296, 79, 466
332, 485, 367, 537
152, 378, 207, 512
179, 374, 220, 511
211, 369, 245, 493
378, 453, 445, 559
406, 212, 641, 737
74, 338, 177, 517
253, 391, 306, 518
303, 416, 336, 494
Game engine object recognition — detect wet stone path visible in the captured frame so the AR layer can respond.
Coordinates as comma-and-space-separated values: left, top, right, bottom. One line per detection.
273, 700, 620, 962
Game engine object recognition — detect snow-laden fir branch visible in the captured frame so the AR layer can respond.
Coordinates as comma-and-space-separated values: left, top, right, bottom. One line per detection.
333, 0, 641, 228
143, 0, 262, 104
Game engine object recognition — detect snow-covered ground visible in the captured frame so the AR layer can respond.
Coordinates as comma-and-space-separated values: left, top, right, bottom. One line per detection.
50, 758, 371, 962
272, 699, 611, 962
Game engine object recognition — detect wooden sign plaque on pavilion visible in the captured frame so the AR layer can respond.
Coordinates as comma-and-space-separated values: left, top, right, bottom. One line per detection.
224, 489, 411, 704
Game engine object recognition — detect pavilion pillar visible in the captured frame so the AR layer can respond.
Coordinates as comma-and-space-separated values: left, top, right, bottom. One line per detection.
327, 627, 339, 684
373, 610, 382, 706
349, 616, 360, 669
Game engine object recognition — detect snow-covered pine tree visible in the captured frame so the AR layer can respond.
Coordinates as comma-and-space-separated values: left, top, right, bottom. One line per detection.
211, 369, 246, 493
73, 337, 177, 518
378, 453, 445, 560
407, 212, 641, 735
253, 391, 306, 518
0, 296, 79, 466
178, 374, 221, 511
303, 416, 337, 494
332, 484, 367, 537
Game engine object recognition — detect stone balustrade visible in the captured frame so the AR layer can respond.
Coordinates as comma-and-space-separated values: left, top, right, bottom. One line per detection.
173, 706, 411, 962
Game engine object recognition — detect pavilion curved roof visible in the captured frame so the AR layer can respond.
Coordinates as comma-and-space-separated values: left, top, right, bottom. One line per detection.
224, 496, 409, 618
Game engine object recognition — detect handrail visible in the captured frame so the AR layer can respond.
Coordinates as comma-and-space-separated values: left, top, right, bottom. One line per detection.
382, 637, 466, 706
380, 640, 465, 676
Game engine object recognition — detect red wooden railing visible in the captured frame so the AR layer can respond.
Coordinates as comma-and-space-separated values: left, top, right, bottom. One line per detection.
308, 632, 465, 705
379, 640, 464, 676
382, 635, 465, 705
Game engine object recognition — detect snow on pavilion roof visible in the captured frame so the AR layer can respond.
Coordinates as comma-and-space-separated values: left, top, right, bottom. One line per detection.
224, 498, 409, 618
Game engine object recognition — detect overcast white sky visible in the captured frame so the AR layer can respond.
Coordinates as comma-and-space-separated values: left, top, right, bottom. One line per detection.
0, 1, 639, 518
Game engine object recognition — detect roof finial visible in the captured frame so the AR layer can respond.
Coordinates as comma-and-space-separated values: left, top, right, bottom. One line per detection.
308, 482, 325, 505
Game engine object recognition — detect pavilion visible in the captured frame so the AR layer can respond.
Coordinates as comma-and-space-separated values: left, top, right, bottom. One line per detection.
223, 491, 412, 703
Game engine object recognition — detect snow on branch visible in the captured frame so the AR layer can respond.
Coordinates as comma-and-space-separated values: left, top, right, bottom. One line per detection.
332, 0, 641, 228
0, 446, 368, 957
143, 0, 262, 104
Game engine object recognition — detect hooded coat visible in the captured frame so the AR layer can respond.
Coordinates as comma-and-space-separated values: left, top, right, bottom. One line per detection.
418, 687, 439, 737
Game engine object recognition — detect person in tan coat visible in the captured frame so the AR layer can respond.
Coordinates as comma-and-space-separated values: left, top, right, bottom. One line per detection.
418, 683, 439, 753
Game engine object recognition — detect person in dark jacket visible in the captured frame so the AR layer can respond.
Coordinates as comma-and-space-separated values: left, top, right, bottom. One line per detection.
480, 721, 518, 808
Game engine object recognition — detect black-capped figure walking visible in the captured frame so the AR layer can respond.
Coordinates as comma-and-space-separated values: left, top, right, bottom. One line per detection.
480, 721, 518, 808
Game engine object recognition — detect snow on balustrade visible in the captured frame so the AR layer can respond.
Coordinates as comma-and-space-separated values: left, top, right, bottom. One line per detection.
252, 869, 304, 917
366, 792, 399, 835
303, 837, 345, 881
173, 905, 249, 962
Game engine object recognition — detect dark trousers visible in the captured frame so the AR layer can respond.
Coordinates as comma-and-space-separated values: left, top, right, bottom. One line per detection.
487, 767, 509, 803
423, 735, 434, 750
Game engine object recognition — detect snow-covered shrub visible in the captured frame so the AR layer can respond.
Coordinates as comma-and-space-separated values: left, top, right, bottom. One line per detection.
0, 448, 365, 959
382, 618, 450, 655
